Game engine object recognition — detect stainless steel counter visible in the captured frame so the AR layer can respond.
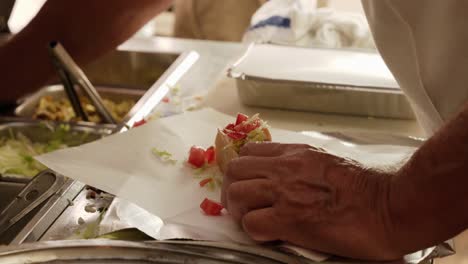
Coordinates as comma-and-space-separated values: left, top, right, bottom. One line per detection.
119, 37, 249, 97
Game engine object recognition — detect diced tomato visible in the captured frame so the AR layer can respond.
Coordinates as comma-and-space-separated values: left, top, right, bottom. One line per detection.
238, 119, 261, 133
200, 198, 223, 216
205, 146, 216, 163
235, 113, 249, 126
188, 146, 206, 168
224, 123, 235, 131
199, 178, 213, 187
162, 97, 170, 103
227, 131, 247, 140
133, 119, 147, 128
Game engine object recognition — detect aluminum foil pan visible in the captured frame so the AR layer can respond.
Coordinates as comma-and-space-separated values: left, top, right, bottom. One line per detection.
228, 44, 415, 120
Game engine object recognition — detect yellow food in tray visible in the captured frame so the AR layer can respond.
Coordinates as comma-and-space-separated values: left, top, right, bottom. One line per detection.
33, 96, 135, 123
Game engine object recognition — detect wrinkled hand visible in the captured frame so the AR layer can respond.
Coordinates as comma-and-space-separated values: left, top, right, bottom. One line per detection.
222, 142, 402, 260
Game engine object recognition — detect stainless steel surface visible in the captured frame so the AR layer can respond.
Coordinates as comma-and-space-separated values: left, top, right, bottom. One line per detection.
40, 187, 112, 241
15, 85, 145, 119
83, 50, 181, 90
124, 50, 199, 127
49, 42, 116, 124
233, 77, 415, 120
227, 44, 415, 120
15, 51, 198, 128
0, 240, 310, 264
0, 239, 452, 264
0, 181, 25, 209
49, 42, 89, 122
10, 180, 85, 245
320, 131, 425, 147
0, 171, 65, 237
19, 49, 199, 243
0, 120, 115, 245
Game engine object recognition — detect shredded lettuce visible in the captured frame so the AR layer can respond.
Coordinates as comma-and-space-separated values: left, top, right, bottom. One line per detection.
225, 117, 270, 153
194, 165, 223, 191
80, 208, 107, 239
0, 125, 74, 177
151, 147, 177, 164
169, 85, 181, 96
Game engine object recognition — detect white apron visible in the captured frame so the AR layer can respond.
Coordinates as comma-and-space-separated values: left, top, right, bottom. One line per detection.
362, 0, 468, 135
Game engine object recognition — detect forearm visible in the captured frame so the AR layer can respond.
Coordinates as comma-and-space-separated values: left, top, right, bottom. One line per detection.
0, 0, 172, 102
390, 103, 468, 253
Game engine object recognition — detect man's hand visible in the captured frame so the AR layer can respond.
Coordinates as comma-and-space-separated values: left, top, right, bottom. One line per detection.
222, 142, 403, 260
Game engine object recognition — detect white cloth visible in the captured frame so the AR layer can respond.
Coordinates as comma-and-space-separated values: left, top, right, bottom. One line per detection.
243, 0, 375, 50
362, 0, 468, 135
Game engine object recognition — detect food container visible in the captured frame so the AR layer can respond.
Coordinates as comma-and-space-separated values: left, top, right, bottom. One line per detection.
0, 170, 66, 245
14, 85, 144, 123
0, 118, 116, 180
1, 50, 199, 245
0, 119, 116, 245
228, 44, 415, 119
83, 50, 181, 89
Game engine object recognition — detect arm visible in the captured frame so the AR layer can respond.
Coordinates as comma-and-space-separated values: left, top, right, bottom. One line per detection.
390, 104, 468, 253
223, 108, 468, 260
0, 0, 172, 103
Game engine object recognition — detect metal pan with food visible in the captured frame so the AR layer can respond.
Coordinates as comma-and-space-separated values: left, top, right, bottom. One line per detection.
15, 85, 145, 124
0, 118, 116, 180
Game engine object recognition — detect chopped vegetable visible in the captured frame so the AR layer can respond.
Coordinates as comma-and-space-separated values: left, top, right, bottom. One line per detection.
0, 130, 70, 177
223, 113, 269, 153
152, 147, 177, 164
162, 97, 170, 103
188, 146, 207, 168
205, 146, 216, 164
200, 198, 223, 216
34, 95, 135, 123
169, 85, 181, 96
96, 228, 154, 241
224, 123, 235, 131
235, 113, 249, 126
223, 114, 260, 140
133, 119, 147, 128
226, 131, 247, 140
188, 146, 217, 168
80, 208, 107, 239
199, 178, 213, 187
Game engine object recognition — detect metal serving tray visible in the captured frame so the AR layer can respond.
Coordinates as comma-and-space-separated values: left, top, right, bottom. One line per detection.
0, 118, 116, 179
228, 44, 415, 120
15, 85, 145, 120
0, 240, 309, 264
0, 119, 116, 245
75, 50, 180, 90
3, 50, 199, 245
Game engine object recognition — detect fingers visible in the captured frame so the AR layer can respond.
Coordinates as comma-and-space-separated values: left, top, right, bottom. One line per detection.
222, 156, 277, 206
225, 179, 276, 222
242, 208, 282, 242
239, 142, 311, 157
226, 156, 277, 180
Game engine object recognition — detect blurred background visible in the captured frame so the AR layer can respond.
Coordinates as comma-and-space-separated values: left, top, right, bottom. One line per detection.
8, 0, 364, 39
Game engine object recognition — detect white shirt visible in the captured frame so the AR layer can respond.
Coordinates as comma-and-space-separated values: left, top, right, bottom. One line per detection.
362, 0, 468, 135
